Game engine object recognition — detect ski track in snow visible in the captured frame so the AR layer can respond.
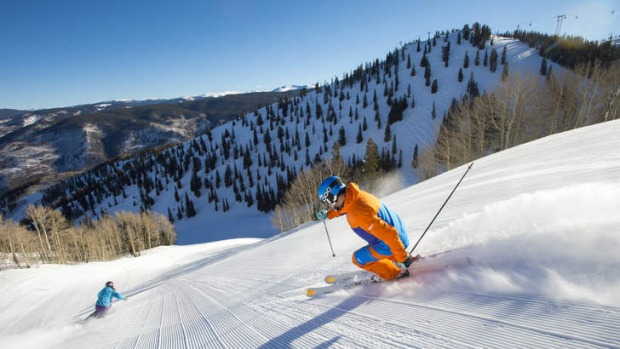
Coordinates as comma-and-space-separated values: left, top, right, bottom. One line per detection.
59, 263, 620, 349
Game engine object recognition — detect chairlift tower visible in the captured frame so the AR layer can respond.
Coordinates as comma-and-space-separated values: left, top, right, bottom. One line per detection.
555, 15, 566, 36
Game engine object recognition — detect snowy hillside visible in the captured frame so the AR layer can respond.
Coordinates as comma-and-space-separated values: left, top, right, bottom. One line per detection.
12, 32, 565, 244
1, 119, 619, 348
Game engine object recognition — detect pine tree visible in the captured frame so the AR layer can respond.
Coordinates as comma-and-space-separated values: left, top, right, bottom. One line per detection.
373, 90, 378, 111
458, 68, 464, 82
502, 60, 510, 81
357, 125, 364, 143
540, 57, 548, 76
384, 123, 392, 142
315, 103, 323, 119
424, 62, 432, 87
463, 51, 470, 69
392, 135, 398, 155
467, 72, 480, 100
387, 100, 404, 125
185, 193, 196, 218
490, 48, 498, 72
431, 79, 438, 94
420, 52, 428, 67
363, 138, 380, 182
442, 42, 451, 67
190, 169, 202, 197
224, 165, 233, 187
338, 126, 346, 146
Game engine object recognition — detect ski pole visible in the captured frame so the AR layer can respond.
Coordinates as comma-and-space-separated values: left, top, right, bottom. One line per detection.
409, 162, 474, 254
322, 220, 336, 257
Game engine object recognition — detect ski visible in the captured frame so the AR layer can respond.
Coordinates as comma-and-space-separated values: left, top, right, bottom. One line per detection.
323, 252, 468, 284
324, 270, 370, 284
307, 276, 380, 297
306, 254, 471, 297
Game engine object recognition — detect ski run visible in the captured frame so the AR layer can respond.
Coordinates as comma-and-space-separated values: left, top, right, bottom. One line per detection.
1, 120, 620, 348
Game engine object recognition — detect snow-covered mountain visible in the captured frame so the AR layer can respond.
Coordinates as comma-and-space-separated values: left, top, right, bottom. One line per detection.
1, 118, 618, 348
6, 31, 565, 242
271, 85, 314, 92
0, 90, 303, 195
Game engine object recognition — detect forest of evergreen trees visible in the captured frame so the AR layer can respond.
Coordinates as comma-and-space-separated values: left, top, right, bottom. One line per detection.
506, 30, 619, 69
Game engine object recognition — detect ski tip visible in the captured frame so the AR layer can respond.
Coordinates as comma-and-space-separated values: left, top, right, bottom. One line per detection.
324, 276, 336, 284
306, 289, 318, 297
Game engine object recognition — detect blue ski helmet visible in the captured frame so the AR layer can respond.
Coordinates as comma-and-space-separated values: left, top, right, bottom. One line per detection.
318, 176, 346, 207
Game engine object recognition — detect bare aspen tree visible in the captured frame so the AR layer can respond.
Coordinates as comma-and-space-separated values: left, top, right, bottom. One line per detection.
115, 212, 139, 256
418, 145, 440, 180
66, 226, 83, 262
1, 208, 175, 266
470, 95, 494, 157
586, 61, 619, 123
151, 212, 176, 245
434, 126, 455, 170
25, 205, 54, 263
488, 74, 539, 151
141, 212, 153, 250
272, 167, 325, 232
543, 61, 619, 134
0, 218, 18, 268
0, 217, 37, 268
601, 62, 620, 122
271, 147, 351, 232
47, 208, 69, 263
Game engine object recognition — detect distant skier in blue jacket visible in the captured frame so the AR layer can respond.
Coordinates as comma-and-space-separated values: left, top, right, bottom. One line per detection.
87, 281, 126, 319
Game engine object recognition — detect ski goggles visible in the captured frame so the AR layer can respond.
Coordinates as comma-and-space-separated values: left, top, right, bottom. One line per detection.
320, 185, 341, 208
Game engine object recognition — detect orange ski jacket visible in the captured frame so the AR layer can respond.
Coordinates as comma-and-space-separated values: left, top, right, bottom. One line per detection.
327, 183, 409, 262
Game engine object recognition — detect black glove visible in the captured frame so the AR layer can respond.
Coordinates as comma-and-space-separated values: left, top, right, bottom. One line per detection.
401, 255, 414, 268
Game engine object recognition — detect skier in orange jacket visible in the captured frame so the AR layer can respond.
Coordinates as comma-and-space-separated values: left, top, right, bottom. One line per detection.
317, 176, 414, 281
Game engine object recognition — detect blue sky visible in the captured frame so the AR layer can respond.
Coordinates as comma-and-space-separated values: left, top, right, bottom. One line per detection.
1, 0, 617, 110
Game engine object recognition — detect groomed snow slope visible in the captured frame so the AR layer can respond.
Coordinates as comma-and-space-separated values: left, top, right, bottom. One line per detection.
1, 119, 620, 348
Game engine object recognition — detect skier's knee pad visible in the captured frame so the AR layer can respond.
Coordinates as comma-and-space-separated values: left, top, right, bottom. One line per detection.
352, 246, 377, 266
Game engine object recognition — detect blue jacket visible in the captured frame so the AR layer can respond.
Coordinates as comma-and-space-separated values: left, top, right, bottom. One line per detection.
96, 286, 124, 307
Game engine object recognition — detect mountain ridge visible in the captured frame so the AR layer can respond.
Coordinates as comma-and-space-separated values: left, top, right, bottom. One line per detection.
0, 89, 306, 194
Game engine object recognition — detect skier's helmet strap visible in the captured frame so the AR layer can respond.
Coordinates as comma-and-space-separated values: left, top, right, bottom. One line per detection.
318, 176, 345, 207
